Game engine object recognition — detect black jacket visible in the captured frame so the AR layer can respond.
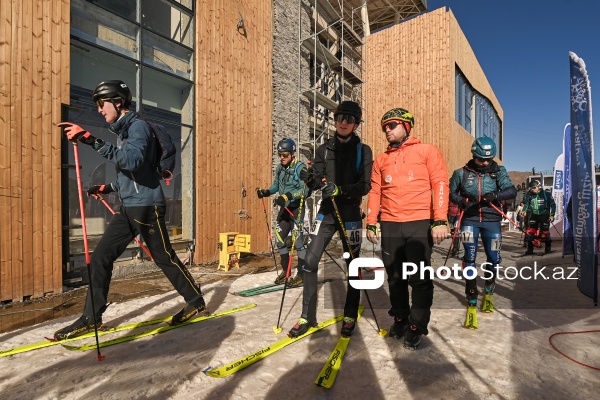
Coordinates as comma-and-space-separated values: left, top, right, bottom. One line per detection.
309, 133, 373, 214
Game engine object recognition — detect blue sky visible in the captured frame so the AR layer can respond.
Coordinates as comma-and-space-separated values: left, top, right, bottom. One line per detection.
427, 0, 599, 172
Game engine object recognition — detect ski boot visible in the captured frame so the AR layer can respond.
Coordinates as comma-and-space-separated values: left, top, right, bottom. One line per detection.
286, 273, 303, 288
275, 254, 290, 284
482, 287, 494, 313
171, 298, 207, 325
388, 316, 409, 339
403, 324, 422, 350
274, 271, 287, 285
341, 316, 356, 337
465, 300, 478, 329
53, 315, 103, 341
288, 317, 317, 338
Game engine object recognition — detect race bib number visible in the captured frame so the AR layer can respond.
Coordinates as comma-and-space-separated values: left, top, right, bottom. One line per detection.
345, 221, 362, 246
490, 235, 502, 251
460, 226, 475, 244
311, 214, 324, 235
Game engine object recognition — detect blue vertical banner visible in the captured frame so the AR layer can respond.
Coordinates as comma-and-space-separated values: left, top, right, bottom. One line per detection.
569, 51, 597, 304
552, 153, 564, 235
563, 123, 573, 256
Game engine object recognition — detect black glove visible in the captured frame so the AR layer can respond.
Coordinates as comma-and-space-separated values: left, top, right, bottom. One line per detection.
458, 198, 471, 210
87, 184, 114, 198
482, 192, 498, 204
321, 182, 340, 199
298, 167, 314, 182
275, 192, 293, 207
366, 224, 378, 236
256, 188, 271, 198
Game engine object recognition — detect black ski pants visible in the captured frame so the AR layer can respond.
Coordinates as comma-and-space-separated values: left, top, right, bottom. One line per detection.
301, 208, 362, 322
83, 205, 203, 320
275, 206, 306, 258
380, 220, 434, 335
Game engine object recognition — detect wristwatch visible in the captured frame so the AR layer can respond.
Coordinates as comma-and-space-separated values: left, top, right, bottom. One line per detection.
93, 138, 105, 150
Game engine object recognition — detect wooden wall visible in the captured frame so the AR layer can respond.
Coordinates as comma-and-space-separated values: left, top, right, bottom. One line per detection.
365, 7, 503, 175
0, 0, 69, 302
195, 0, 273, 263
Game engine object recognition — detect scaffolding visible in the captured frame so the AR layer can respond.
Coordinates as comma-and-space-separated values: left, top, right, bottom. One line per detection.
297, 0, 367, 223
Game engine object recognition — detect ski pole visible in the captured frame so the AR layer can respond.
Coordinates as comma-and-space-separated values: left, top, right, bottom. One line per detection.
72, 141, 105, 361
326, 180, 387, 337
94, 194, 154, 260
443, 208, 464, 266
273, 185, 306, 334
551, 220, 563, 239
258, 191, 280, 275
489, 203, 526, 233
283, 206, 346, 275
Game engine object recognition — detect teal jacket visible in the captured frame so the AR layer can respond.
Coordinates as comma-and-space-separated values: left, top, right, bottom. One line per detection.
267, 158, 310, 208
522, 190, 556, 216
450, 159, 516, 222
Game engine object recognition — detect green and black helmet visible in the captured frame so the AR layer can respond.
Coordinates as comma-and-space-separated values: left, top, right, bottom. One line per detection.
381, 108, 414, 128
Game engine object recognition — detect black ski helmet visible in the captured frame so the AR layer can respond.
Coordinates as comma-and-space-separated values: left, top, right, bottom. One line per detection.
277, 138, 296, 153
529, 179, 541, 189
334, 101, 362, 122
92, 80, 132, 106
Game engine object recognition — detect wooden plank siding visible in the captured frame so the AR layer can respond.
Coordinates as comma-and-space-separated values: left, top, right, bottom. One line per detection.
0, 0, 68, 302
365, 7, 503, 176
194, 0, 273, 263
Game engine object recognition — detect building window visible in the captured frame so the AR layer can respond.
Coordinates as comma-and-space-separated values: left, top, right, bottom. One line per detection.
66, 0, 195, 266
455, 69, 473, 133
455, 66, 502, 159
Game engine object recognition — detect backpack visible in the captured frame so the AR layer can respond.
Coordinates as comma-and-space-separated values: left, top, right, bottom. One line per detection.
147, 121, 177, 186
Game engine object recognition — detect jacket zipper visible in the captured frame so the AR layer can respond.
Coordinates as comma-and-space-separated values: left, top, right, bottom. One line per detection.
130, 171, 139, 193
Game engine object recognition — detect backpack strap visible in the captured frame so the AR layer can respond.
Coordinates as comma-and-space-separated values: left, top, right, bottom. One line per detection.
356, 142, 363, 173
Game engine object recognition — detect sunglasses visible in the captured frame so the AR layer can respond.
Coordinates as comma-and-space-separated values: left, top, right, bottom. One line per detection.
381, 121, 401, 132
334, 114, 358, 124
95, 98, 113, 108
278, 152, 291, 158
474, 157, 491, 162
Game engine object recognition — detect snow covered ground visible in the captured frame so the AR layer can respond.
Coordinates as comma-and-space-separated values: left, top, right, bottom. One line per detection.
1, 231, 599, 399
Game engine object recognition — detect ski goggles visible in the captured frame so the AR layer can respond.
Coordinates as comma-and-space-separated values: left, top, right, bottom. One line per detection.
334, 114, 358, 124
95, 98, 115, 108
278, 152, 291, 158
381, 121, 401, 132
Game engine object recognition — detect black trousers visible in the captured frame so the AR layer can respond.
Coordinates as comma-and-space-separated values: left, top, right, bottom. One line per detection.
83, 205, 203, 319
380, 220, 434, 335
301, 209, 362, 321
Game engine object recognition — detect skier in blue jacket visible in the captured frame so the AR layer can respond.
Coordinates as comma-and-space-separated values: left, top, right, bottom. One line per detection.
450, 137, 516, 325
257, 138, 310, 287
54, 80, 205, 340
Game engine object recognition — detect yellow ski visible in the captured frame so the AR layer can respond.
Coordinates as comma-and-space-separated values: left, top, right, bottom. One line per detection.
482, 293, 494, 313
314, 306, 364, 388
465, 305, 478, 329
1, 315, 175, 358
62, 303, 256, 351
204, 313, 344, 378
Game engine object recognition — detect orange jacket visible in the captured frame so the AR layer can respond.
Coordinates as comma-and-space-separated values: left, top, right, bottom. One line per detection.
367, 136, 449, 224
